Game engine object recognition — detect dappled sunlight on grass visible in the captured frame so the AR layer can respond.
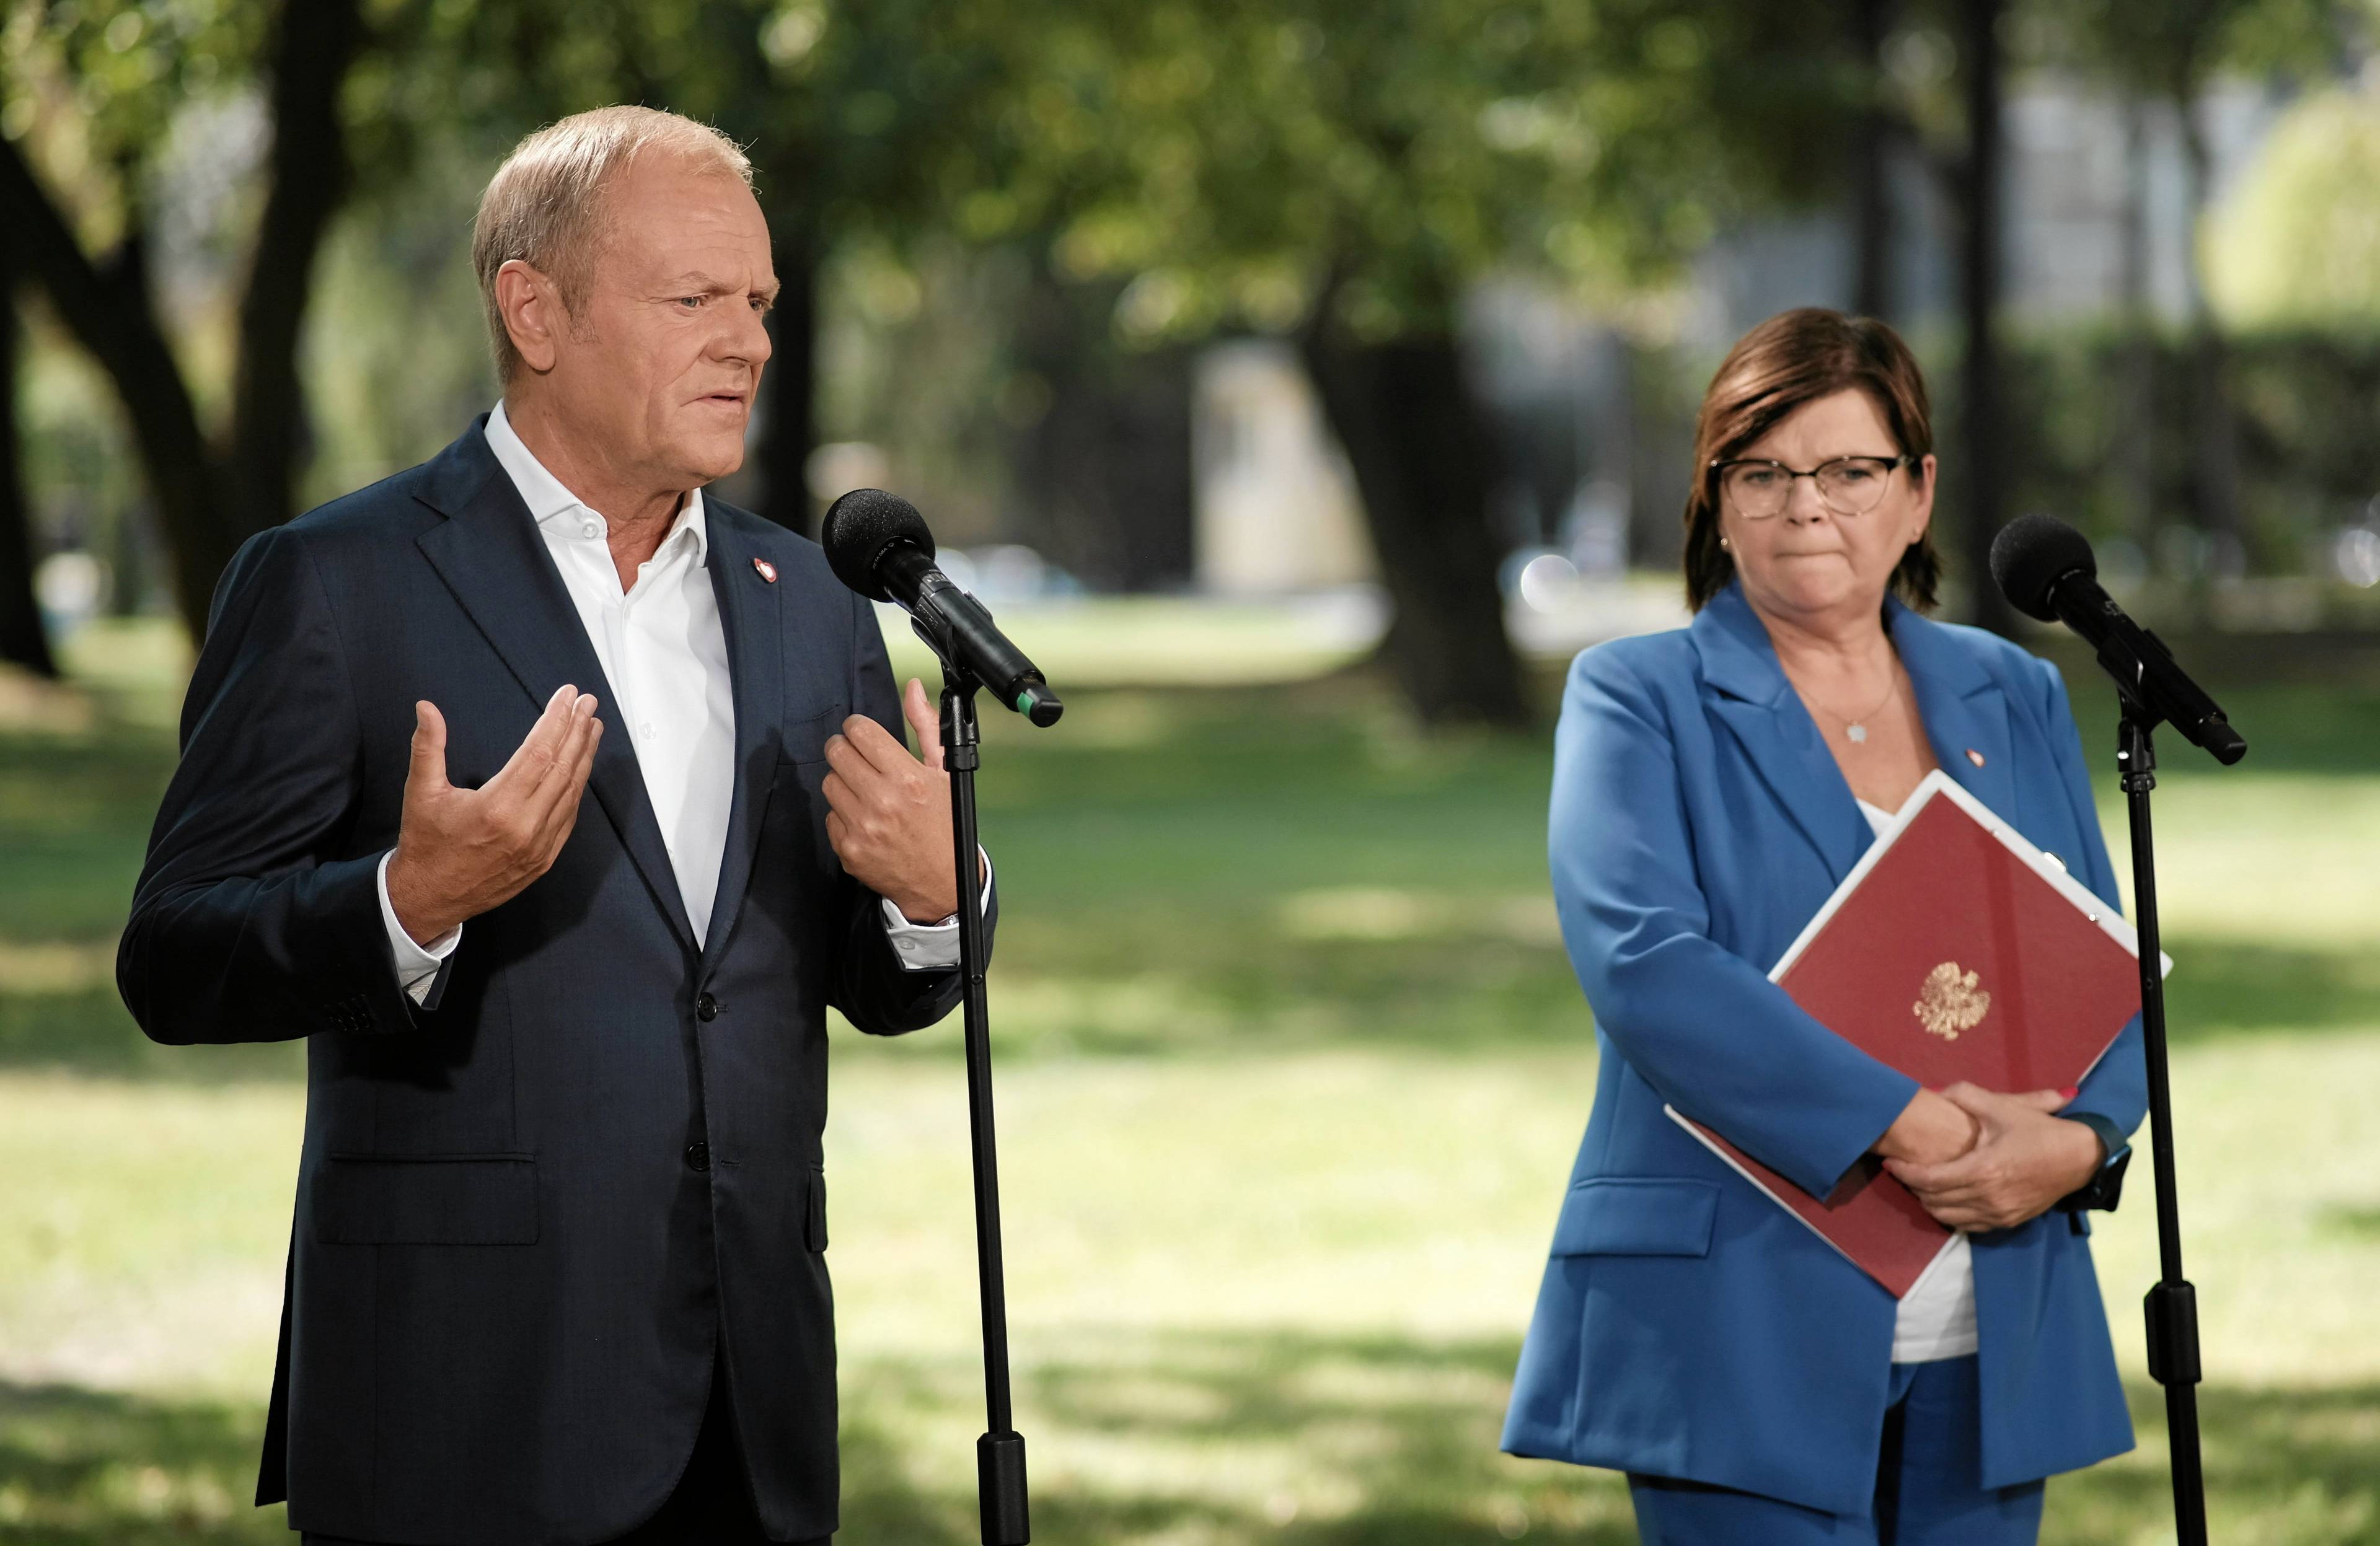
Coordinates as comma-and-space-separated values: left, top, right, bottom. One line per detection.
0, 1383, 286, 1543
2083, 1029, 2380, 1391
0, 1076, 301, 1397
840, 1331, 1641, 1545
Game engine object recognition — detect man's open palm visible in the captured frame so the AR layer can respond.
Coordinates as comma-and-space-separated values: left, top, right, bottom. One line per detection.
386, 683, 603, 945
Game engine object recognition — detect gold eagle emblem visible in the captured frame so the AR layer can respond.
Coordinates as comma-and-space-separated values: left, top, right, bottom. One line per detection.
1913, 961, 1991, 1040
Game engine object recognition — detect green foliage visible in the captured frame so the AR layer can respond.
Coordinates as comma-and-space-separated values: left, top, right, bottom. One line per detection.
2038, 0, 2345, 100
2205, 86, 2380, 332
298, 130, 503, 506
3, 1, 262, 197
415, 0, 1030, 240
977, 0, 1857, 343
1994, 325, 2380, 570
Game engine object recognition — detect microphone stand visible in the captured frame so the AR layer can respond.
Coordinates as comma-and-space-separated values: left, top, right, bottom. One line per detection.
2115, 701, 2206, 1546
937, 659, 1031, 1545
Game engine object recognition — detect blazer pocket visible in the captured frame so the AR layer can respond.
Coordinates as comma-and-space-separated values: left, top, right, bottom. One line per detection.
312, 1153, 539, 1245
1551, 1177, 1719, 1257
782, 702, 848, 766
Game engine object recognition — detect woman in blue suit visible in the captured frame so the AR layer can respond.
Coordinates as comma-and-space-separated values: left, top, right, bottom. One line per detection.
1502, 309, 2145, 1544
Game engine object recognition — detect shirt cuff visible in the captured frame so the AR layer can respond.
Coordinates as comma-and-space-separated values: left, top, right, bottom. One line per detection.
377, 850, 461, 1006
879, 850, 990, 971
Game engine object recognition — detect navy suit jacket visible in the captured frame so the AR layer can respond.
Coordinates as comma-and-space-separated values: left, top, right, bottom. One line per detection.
117, 421, 983, 1544
1501, 583, 2145, 1516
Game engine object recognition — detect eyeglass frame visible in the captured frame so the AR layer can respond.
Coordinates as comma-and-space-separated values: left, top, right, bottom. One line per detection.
1707, 452, 1916, 519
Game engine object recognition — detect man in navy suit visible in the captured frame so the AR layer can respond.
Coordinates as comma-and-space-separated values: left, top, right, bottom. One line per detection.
115, 106, 987, 1544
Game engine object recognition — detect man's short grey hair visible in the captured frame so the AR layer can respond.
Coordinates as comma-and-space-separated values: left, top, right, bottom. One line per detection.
471, 105, 754, 383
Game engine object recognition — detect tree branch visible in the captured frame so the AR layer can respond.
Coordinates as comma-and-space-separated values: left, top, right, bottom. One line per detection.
0, 131, 234, 635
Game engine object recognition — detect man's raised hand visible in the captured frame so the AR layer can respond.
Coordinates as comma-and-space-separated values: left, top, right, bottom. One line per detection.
386, 685, 603, 946
822, 678, 961, 924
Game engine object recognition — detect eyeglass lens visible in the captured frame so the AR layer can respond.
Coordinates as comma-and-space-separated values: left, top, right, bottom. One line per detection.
1722, 458, 1897, 517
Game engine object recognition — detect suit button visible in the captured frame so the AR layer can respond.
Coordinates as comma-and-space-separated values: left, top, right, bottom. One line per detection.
696, 993, 718, 1021
685, 1142, 710, 1172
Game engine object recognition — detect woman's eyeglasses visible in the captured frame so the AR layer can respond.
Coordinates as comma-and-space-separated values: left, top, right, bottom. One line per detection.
1709, 454, 1913, 519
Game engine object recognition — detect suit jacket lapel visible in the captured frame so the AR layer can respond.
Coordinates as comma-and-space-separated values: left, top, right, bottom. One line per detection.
1890, 599, 2017, 820
1692, 586, 1872, 885
697, 510, 785, 960
410, 422, 699, 952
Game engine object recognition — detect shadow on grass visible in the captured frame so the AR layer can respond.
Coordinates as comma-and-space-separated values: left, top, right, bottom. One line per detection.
11, 923, 2371, 1084
0, 989, 306, 1083
2060, 669, 2380, 779
2048, 1379, 2380, 1545
2161, 934, 2380, 1043
9, 675, 2380, 1084
6, 1342, 2379, 1545
0, 1381, 287, 1543
846, 1332, 2380, 1545
834, 1330, 1642, 1545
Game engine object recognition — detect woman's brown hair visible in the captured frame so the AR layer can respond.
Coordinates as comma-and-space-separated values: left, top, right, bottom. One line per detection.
1681, 307, 1940, 612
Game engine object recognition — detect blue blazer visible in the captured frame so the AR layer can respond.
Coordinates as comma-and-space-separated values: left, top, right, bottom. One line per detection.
1501, 582, 2146, 1516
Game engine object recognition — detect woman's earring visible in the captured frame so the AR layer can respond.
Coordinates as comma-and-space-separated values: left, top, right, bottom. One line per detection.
1719, 536, 1730, 551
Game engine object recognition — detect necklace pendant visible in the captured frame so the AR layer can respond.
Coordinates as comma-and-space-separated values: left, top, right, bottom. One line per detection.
1846, 723, 1869, 744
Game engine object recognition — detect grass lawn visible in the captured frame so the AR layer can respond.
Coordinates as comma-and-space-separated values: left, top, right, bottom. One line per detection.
3, 617, 2379, 1543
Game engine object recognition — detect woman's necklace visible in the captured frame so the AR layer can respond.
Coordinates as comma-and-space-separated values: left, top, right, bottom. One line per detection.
1805, 666, 1900, 745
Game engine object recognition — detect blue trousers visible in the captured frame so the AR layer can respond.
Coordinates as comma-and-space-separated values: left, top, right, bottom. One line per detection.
1629, 1357, 2046, 1545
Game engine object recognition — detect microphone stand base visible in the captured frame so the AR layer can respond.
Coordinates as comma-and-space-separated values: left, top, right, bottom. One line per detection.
977, 1430, 1030, 1545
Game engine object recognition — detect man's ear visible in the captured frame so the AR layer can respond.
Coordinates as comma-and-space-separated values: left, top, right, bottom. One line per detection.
495, 259, 565, 375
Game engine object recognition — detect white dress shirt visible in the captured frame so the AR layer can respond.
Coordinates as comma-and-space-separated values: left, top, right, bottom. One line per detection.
1856, 796, 1979, 1363
376, 402, 974, 1001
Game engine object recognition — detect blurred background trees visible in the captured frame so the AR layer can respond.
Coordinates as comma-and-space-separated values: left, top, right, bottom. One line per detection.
5, 0, 2379, 721
2, 0, 366, 637
12, 9, 2380, 1539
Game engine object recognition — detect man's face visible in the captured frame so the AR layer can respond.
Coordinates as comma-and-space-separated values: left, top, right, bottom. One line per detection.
544, 154, 777, 491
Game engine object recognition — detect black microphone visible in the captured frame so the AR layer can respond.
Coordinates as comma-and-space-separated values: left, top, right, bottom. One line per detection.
821, 489, 1064, 727
1990, 514, 2244, 765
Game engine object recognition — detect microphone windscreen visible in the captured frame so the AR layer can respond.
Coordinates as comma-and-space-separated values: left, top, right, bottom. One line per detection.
821, 488, 935, 602
1990, 514, 2097, 623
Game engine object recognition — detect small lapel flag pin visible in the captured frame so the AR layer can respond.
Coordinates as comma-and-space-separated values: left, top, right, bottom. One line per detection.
1966, 748, 1986, 768
752, 557, 778, 584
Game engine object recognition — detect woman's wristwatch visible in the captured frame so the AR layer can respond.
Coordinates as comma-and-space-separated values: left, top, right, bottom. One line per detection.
2054, 1112, 2133, 1213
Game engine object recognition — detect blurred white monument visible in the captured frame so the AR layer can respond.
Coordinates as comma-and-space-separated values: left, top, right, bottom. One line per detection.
1191, 340, 1377, 594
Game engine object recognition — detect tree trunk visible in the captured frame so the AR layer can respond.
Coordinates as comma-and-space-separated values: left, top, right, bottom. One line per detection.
1009, 257, 1194, 592
1301, 321, 1531, 729
756, 190, 821, 535
1849, 0, 1897, 320
2116, 99, 2156, 550
1955, 0, 2016, 635
0, 144, 234, 639
0, 0, 366, 639
227, 0, 366, 542
0, 268, 59, 678
2175, 101, 2242, 560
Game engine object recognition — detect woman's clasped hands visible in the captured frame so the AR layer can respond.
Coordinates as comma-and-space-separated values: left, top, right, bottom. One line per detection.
1882, 1083, 2107, 1233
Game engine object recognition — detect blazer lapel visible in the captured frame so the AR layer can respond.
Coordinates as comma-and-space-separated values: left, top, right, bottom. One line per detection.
1890, 599, 2017, 820
1692, 586, 1872, 885
696, 509, 785, 960
411, 423, 699, 952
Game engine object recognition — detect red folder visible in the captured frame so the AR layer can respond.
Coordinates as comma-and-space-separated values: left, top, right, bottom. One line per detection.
1665, 770, 2153, 1297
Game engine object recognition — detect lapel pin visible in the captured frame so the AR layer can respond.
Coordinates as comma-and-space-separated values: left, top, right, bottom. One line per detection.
752, 557, 778, 584
1966, 749, 1986, 768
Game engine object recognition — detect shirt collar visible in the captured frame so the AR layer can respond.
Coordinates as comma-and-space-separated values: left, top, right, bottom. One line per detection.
485, 399, 708, 565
